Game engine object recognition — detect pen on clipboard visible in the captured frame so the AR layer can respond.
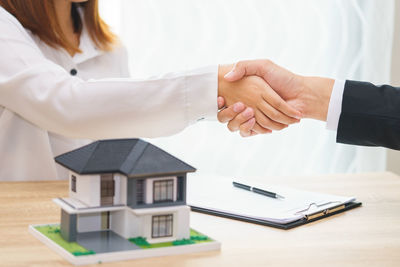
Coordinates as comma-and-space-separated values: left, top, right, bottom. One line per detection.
232, 181, 285, 199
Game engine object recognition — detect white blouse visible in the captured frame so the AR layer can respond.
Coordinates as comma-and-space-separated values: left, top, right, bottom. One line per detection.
0, 7, 218, 181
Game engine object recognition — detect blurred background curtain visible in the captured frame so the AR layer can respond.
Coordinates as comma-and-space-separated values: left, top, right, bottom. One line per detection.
99, 0, 395, 177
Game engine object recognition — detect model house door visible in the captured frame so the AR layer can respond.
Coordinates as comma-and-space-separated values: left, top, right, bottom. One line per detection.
101, 174, 114, 206
101, 211, 110, 230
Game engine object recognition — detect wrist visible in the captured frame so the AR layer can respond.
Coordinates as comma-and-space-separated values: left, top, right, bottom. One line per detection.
218, 64, 234, 97
301, 76, 334, 121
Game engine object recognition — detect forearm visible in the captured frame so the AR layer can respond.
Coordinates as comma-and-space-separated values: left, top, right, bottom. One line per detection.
301, 76, 335, 121
1, 66, 218, 139
337, 80, 400, 150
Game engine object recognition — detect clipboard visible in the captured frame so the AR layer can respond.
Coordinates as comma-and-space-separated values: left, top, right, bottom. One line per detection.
190, 201, 362, 230
187, 176, 362, 230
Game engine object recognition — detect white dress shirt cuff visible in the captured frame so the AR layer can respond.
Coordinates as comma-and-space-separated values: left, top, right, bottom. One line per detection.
326, 79, 346, 131
185, 65, 218, 123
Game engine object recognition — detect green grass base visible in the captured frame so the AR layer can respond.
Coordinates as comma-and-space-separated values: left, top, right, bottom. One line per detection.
34, 225, 95, 256
36, 224, 213, 253
129, 228, 213, 249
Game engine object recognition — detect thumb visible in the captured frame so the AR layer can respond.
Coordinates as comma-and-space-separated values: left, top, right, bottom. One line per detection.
217, 96, 225, 109
223, 62, 246, 82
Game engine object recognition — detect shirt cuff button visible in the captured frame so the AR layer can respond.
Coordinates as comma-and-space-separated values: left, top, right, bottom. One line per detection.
70, 69, 78, 76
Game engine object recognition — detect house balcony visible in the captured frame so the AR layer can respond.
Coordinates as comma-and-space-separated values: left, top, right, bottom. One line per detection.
53, 197, 188, 215
53, 197, 126, 215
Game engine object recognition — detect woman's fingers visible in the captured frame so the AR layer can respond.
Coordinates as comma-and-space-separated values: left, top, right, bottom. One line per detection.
217, 102, 245, 123
217, 102, 259, 136
217, 96, 225, 110
239, 118, 256, 137
217, 101, 290, 134
227, 107, 254, 132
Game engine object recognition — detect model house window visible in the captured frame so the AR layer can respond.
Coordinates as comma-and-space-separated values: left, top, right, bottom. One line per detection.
177, 176, 184, 201
153, 179, 174, 203
101, 175, 115, 197
136, 179, 144, 204
71, 175, 76, 192
152, 214, 173, 238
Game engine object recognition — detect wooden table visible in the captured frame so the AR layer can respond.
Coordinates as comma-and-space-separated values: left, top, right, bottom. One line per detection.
1, 172, 400, 267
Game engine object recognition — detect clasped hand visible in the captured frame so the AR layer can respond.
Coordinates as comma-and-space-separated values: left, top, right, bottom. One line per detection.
217, 60, 334, 136
217, 60, 306, 136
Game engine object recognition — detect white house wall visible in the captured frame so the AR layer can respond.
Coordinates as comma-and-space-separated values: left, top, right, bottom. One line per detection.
69, 171, 100, 207
77, 213, 101, 232
145, 176, 177, 204
111, 210, 143, 239
110, 210, 126, 237
175, 205, 190, 240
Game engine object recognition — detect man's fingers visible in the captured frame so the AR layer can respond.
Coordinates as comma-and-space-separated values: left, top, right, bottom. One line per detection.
252, 122, 272, 134
250, 131, 258, 136
254, 110, 288, 131
258, 96, 300, 125
262, 89, 302, 120
227, 107, 254, 132
217, 102, 245, 123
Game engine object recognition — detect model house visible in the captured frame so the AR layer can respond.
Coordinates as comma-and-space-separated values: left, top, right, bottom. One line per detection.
54, 138, 196, 244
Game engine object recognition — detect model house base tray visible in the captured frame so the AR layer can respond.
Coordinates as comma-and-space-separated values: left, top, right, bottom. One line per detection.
29, 224, 220, 266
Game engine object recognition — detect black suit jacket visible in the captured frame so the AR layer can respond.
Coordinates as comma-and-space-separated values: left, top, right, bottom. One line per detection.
337, 80, 400, 150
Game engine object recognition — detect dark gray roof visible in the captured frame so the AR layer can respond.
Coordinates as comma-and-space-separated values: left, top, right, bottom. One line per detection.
55, 139, 196, 177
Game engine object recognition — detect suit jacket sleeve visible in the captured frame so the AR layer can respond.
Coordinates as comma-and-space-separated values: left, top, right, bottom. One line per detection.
337, 80, 400, 150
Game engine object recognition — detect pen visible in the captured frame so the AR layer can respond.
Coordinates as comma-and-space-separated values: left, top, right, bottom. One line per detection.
232, 181, 285, 199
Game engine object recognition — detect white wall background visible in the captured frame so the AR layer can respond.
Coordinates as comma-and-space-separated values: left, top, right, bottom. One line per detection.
388, 1, 400, 175
99, 0, 395, 177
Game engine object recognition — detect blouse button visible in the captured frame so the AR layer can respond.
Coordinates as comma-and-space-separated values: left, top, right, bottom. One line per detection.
70, 68, 78, 76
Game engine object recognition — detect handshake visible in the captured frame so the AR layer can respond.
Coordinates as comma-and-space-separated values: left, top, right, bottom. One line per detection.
217, 60, 335, 137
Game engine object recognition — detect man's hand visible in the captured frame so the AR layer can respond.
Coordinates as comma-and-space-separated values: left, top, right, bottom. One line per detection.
218, 64, 302, 134
220, 60, 335, 136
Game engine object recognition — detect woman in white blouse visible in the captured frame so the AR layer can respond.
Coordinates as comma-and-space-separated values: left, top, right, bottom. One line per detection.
0, 0, 301, 181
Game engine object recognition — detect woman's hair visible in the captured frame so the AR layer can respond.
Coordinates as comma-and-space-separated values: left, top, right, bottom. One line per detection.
0, 0, 116, 53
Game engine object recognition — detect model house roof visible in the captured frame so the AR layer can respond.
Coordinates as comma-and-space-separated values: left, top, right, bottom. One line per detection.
55, 139, 196, 177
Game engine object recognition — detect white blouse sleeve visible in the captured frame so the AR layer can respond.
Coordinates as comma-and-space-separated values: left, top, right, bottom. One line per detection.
0, 8, 217, 139
117, 44, 131, 78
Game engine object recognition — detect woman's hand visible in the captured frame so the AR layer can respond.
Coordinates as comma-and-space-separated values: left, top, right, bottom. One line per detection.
217, 97, 258, 137
217, 64, 302, 135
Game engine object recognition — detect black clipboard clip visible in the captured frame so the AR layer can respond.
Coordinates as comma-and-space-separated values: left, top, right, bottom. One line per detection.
293, 201, 346, 221
304, 204, 346, 220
